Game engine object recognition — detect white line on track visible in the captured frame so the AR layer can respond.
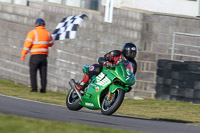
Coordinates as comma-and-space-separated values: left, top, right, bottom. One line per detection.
0, 94, 146, 117
0, 93, 97, 114
0, 93, 66, 108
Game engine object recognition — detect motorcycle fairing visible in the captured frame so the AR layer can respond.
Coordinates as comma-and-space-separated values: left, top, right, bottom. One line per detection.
79, 71, 113, 109
79, 60, 136, 109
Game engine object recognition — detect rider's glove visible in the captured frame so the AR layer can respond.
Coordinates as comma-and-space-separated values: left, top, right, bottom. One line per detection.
104, 61, 116, 69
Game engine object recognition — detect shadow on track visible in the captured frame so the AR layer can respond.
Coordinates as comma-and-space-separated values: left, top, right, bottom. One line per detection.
79, 109, 193, 124
112, 114, 194, 124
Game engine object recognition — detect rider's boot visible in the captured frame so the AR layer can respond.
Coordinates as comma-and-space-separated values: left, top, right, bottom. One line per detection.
75, 73, 89, 91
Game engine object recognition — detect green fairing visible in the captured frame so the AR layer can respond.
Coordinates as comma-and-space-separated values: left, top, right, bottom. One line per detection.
79, 60, 136, 109
79, 71, 111, 109
109, 84, 128, 93
82, 65, 90, 73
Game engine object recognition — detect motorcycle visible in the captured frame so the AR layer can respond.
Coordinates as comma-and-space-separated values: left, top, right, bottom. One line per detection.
66, 58, 136, 115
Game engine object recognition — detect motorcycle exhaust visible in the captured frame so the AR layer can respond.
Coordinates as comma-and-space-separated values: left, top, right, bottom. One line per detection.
69, 79, 83, 102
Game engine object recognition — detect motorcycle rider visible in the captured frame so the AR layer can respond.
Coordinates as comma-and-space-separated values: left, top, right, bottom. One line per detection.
76, 42, 137, 91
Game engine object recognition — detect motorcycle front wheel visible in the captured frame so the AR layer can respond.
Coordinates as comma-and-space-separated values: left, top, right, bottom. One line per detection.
101, 89, 125, 115
66, 89, 83, 111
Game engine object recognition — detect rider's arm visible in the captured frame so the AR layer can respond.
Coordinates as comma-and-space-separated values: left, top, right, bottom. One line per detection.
104, 50, 121, 62
131, 60, 137, 74
98, 50, 122, 68
98, 57, 107, 66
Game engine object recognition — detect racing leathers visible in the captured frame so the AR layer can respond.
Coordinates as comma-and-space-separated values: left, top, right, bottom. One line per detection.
75, 50, 137, 90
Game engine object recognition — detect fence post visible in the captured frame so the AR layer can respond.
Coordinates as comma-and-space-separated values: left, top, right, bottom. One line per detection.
171, 32, 176, 60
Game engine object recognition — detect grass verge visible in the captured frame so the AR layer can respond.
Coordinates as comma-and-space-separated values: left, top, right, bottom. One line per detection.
0, 113, 143, 133
0, 79, 200, 125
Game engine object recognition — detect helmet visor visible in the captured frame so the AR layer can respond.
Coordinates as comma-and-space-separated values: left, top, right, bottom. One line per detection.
126, 48, 136, 60
127, 50, 136, 58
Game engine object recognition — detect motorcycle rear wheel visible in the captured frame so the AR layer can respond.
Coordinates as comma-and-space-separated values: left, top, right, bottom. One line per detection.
101, 89, 125, 115
66, 89, 83, 111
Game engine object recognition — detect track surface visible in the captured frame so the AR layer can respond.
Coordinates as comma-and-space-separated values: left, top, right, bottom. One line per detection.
0, 94, 200, 133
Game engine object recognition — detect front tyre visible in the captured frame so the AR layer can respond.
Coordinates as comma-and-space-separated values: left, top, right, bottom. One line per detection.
101, 89, 125, 115
66, 89, 83, 111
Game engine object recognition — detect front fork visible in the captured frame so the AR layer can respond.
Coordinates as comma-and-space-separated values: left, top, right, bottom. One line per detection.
69, 79, 83, 102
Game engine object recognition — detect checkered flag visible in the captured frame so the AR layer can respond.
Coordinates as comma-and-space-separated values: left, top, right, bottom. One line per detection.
52, 14, 87, 40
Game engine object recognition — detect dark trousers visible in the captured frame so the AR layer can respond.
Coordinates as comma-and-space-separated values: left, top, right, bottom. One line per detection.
29, 54, 47, 92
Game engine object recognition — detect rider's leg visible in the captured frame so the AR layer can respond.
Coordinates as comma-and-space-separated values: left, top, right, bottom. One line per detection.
76, 64, 102, 90
76, 73, 89, 90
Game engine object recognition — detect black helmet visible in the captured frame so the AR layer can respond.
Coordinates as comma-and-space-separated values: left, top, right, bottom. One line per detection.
122, 42, 137, 61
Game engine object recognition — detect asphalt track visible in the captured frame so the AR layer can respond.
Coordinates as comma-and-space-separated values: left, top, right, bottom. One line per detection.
0, 94, 200, 133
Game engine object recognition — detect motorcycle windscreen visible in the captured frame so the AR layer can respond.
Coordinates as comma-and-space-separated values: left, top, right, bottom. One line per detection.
115, 59, 135, 85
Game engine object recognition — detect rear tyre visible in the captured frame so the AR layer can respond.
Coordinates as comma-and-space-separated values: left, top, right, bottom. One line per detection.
101, 89, 125, 115
66, 89, 83, 111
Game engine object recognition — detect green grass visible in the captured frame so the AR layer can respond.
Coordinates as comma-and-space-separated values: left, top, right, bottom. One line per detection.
0, 79, 200, 126
0, 113, 142, 133
118, 99, 200, 125
0, 80, 66, 105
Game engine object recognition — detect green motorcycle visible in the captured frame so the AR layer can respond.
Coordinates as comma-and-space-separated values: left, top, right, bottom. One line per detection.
66, 58, 136, 115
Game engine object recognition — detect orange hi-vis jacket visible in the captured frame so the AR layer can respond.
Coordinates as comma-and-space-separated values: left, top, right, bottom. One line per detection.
21, 26, 54, 57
